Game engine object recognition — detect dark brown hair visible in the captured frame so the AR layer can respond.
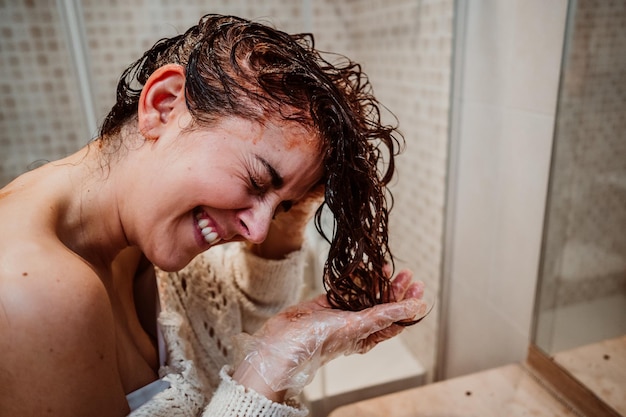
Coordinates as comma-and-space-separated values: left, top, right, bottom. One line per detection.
100, 14, 404, 311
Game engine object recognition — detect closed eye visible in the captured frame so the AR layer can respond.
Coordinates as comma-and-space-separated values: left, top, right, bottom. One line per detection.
249, 174, 263, 191
247, 168, 268, 194
247, 155, 280, 194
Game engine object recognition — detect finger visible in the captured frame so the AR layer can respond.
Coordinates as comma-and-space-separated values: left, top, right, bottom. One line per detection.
390, 270, 413, 300
353, 323, 405, 354
356, 298, 427, 336
404, 280, 425, 300
382, 263, 393, 278
394, 269, 413, 281
369, 323, 403, 343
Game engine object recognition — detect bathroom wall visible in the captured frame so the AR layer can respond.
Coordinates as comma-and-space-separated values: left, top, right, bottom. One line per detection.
0, 0, 453, 382
310, 0, 454, 381
534, 0, 626, 354
441, 0, 569, 378
0, 1, 313, 191
0, 1, 89, 186
1, 0, 571, 386
80, 0, 308, 127
537, 0, 626, 313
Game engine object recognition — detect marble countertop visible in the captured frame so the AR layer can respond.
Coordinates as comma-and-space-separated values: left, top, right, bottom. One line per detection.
554, 335, 626, 416
328, 363, 579, 417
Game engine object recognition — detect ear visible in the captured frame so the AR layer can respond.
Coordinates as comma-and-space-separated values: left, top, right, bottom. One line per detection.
137, 64, 187, 140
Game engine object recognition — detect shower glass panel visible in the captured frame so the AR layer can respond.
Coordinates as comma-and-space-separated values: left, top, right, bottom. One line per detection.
533, 0, 626, 414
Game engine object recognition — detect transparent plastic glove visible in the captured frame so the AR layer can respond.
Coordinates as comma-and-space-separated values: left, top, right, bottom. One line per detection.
233, 270, 427, 399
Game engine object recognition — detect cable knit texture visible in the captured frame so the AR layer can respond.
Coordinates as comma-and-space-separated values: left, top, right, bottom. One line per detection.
129, 242, 309, 417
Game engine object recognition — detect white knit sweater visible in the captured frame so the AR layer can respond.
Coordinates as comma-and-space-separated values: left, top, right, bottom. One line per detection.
129, 242, 310, 417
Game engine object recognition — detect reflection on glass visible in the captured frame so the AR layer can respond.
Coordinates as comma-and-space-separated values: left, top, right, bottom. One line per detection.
533, 0, 626, 415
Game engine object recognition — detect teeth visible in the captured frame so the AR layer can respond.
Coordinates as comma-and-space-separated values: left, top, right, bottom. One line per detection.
202, 228, 221, 245
198, 217, 221, 245
196, 212, 221, 245
201, 226, 220, 245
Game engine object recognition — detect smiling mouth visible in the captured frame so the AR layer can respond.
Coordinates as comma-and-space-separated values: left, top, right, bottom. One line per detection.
195, 211, 222, 245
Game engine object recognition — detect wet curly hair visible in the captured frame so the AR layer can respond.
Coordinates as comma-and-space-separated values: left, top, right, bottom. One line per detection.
100, 14, 404, 312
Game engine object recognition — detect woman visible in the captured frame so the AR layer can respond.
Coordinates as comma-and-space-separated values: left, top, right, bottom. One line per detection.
0, 14, 426, 416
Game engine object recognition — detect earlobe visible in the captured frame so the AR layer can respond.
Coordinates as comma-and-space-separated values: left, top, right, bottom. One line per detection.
137, 64, 186, 140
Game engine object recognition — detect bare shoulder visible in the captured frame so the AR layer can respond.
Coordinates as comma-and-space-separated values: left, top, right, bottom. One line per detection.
0, 240, 129, 416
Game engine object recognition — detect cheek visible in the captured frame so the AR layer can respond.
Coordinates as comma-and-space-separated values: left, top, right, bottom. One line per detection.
201, 178, 252, 210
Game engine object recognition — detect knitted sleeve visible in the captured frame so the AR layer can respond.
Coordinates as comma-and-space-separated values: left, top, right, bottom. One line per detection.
200, 367, 308, 417
129, 242, 310, 416
222, 242, 308, 333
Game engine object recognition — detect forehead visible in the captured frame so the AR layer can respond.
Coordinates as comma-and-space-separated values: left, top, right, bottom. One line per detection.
210, 115, 324, 179
214, 115, 321, 155
277, 121, 320, 150
266, 120, 324, 169
259, 119, 325, 189
201, 114, 321, 157
250, 116, 321, 151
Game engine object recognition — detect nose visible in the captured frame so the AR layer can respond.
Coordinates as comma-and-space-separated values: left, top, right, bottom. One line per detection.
237, 200, 275, 244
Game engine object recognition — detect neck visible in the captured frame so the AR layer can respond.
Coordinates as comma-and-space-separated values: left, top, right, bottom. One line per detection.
54, 141, 132, 270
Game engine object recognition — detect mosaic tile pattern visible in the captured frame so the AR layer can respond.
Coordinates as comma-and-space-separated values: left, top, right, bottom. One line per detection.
539, 0, 626, 310
0, 0, 453, 382
311, 0, 453, 380
80, 0, 305, 129
0, 0, 88, 186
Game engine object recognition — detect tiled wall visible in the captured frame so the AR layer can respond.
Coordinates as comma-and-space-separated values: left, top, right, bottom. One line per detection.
0, 0, 89, 186
309, 0, 453, 381
534, 0, 626, 356
80, 0, 307, 126
0, 0, 453, 382
538, 0, 626, 311
0, 2, 310, 190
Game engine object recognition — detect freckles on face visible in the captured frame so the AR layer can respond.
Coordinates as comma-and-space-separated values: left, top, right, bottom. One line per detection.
262, 124, 324, 193
140, 116, 325, 264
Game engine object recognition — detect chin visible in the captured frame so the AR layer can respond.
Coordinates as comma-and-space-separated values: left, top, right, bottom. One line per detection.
151, 251, 197, 272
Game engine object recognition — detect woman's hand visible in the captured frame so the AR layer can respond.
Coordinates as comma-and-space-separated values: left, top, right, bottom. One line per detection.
247, 184, 325, 260
232, 270, 426, 400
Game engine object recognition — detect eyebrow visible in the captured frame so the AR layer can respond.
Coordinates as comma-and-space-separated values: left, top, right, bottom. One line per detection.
255, 155, 284, 188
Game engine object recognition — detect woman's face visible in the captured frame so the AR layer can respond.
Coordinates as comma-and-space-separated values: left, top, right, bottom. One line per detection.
127, 114, 325, 271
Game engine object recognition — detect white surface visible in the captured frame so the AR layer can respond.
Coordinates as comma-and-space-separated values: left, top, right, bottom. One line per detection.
540, 293, 626, 353
303, 337, 425, 408
443, 0, 569, 379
